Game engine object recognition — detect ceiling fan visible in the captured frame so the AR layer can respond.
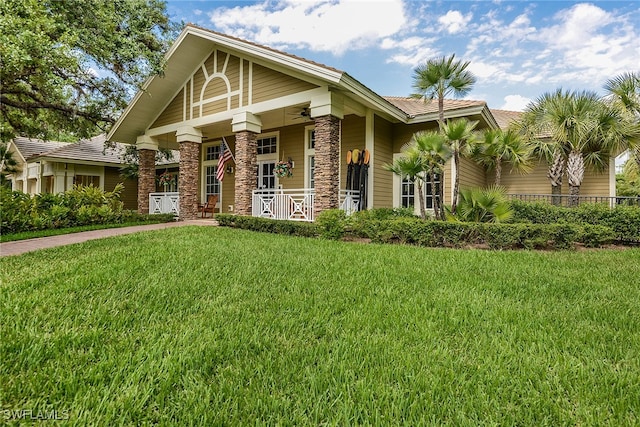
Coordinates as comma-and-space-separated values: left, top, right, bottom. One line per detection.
287, 106, 311, 121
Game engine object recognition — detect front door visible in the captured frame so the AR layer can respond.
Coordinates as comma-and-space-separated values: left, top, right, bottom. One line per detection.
257, 161, 276, 190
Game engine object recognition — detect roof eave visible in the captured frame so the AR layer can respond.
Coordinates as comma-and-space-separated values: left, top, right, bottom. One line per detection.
406, 104, 487, 124
338, 74, 407, 122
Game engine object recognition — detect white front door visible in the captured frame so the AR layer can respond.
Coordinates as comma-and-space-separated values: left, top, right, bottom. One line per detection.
257, 161, 277, 190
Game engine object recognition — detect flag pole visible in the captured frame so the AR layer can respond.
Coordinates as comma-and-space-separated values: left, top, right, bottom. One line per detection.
222, 136, 236, 163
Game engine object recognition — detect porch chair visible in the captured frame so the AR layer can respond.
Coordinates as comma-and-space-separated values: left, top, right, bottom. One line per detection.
200, 194, 219, 218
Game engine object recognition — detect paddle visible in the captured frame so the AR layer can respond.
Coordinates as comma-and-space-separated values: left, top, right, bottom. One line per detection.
346, 150, 353, 190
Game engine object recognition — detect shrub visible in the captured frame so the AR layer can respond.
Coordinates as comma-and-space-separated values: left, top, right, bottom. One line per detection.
453, 186, 513, 223
315, 209, 347, 240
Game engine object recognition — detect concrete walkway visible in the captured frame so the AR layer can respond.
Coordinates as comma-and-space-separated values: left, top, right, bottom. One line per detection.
0, 219, 218, 257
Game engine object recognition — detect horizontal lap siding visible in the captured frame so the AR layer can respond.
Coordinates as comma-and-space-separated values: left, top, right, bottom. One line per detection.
458, 157, 486, 190
277, 124, 307, 190
500, 160, 611, 196
341, 115, 365, 191
374, 116, 393, 208
152, 89, 184, 128
251, 64, 317, 104
104, 167, 138, 210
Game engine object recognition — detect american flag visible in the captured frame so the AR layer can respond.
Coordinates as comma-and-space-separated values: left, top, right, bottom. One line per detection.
216, 138, 233, 181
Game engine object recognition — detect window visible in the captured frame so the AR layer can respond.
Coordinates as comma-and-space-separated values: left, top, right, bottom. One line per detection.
257, 136, 277, 155
401, 177, 414, 208
205, 145, 221, 161
202, 143, 222, 201
425, 174, 441, 209
305, 127, 315, 189
399, 173, 440, 210
74, 175, 100, 187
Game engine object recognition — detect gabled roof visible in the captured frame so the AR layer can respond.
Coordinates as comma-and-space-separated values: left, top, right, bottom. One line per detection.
11, 137, 69, 163
384, 97, 486, 118
490, 109, 523, 130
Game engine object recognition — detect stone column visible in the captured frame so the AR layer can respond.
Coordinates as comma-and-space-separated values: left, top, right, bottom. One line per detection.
232, 112, 262, 216
136, 135, 158, 214
234, 131, 258, 216
176, 126, 202, 220
313, 114, 341, 214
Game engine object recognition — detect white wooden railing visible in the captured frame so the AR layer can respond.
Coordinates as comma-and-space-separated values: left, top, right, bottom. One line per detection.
150, 192, 179, 215
252, 189, 360, 222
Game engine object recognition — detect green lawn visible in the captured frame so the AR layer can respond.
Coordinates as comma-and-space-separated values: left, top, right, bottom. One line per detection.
1, 227, 639, 425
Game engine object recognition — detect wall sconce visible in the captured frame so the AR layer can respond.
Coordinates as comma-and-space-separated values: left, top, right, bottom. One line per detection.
226, 165, 234, 174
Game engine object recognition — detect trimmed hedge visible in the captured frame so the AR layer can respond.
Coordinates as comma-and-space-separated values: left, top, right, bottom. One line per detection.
215, 214, 317, 237
216, 210, 617, 250
509, 200, 640, 243
352, 218, 615, 250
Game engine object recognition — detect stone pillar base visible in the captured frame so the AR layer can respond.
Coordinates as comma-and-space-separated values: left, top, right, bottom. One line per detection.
179, 141, 200, 220
234, 131, 257, 216
313, 115, 340, 215
138, 149, 156, 214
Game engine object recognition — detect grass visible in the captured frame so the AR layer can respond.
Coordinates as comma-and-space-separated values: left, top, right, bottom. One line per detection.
0, 219, 175, 243
1, 226, 639, 425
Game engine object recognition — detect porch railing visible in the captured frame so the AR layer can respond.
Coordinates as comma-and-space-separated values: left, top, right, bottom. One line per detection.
150, 192, 179, 215
252, 189, 360, 222
508, 194, 640, 207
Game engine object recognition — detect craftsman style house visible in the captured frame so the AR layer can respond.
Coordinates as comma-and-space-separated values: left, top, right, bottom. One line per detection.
107, 24, 615, 220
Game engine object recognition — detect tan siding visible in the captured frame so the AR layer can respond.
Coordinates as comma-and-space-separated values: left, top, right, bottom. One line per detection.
392, 122, 439, 152
242, 60, 250, 107
192, 66, 205, 119
373, 116, 394, 208
500, 160, 611, 196
104, 167, 138, 210
341, 115, 366, 191
251, 64, 317, 104
151, 88, 184, 128
277, 124, 307, 190
202, 98, 228, 116
458, 157, 486, 190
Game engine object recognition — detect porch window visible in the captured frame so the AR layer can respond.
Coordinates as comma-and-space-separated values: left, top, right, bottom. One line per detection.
257, 136, 277, 155
305, 127, 315, 189
202, 143, 222, 201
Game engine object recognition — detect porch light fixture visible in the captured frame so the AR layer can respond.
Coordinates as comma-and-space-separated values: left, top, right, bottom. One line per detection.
226, 165, 234, 174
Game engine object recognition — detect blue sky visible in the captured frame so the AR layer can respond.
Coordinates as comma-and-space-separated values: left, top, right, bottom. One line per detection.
166, 1, 640, 112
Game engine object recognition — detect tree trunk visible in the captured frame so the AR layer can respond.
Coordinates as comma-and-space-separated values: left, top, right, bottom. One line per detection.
567, 149, 584, 207
451, 150, 460, 214
417, 181, 426, 220
438, 96, 445, 126
548, 151, 564, 206
495, 158, 502, 186
430, 173, 440, 220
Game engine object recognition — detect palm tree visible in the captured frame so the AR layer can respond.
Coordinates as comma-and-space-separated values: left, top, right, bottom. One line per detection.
440, 118, 478, 214
384, 149, 428, 219
411, 54, 476, 125
605, 72, 640, 169
412, 131, 453, 220
521, 89, 639, 206
454, 185, 513, 223
473, 128, 533, 185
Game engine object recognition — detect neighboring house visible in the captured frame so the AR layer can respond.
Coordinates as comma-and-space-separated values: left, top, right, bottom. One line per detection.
107, 24, 615, 220
7, 136, 139, 210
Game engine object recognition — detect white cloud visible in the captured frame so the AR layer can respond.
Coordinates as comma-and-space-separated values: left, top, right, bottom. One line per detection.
438, 10, 473, 34
208, 0, 408, 55
501, 94, 531, 111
